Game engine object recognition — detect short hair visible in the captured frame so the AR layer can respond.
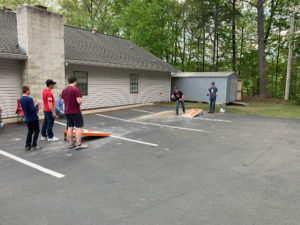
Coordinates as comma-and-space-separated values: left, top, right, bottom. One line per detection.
22, 85, 30, 94
211, 82, 215, 85
68, 76, 77, 84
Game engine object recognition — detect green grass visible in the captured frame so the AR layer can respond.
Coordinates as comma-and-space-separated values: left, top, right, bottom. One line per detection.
159, 97, 300, 119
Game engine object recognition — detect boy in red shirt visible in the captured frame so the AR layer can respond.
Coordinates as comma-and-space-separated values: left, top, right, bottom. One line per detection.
41, 79, 59, 141
62, 76, 88, 150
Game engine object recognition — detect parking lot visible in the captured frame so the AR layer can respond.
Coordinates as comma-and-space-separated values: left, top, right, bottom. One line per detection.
0, 105, 300, 225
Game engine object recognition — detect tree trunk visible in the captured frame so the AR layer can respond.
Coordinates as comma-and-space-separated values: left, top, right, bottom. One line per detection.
238, 25, 244, 77
232, 0, 236, 72
257, 0, 267, 97
216, 32, 219, 71
285, 8, 296, 100
202, 26, 205, 72
181, 25, 186, 71
275, 25, 281, 96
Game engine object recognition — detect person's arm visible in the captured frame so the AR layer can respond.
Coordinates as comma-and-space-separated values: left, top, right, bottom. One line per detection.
75, 88, 83, 105
207, 88, 211, 96
216, 88, 219, 96
30, 98, 39, 112
48, 102, 56, 118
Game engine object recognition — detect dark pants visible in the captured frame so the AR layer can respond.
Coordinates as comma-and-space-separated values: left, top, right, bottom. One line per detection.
176, 100, 186, 115
26, 120, 40, 147
210, 98, 216, 112
41, 111, 54, 138
55, 110, 65, 118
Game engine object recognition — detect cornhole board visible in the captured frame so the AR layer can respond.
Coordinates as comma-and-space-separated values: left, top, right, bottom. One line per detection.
63, 129, 110, 141
182, 109, 203, 118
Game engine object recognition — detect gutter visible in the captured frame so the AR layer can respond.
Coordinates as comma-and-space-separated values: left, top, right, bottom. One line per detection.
0, 53, 27, 60
65, 59, 178, 73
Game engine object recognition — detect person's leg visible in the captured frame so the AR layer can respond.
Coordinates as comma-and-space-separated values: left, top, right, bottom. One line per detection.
32, 120, 40, 147
26, 122, 34, 148
41, 111, 48, 137
75, 128, 83, 146
212, 98, 216, 112
46, 112, 54, 139
181, 100, 186, 113
67, 126, 74, 145
176, 100, 179, 115
56, 110, 64, 118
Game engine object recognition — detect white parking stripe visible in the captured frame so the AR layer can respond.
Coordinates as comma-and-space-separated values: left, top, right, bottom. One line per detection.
111, 136, 158, 147
0, 150, 65, 179
54, 121, 158, 147
96, 114, 207, 133
193, 117, 232, 123
131, 109, 154, 114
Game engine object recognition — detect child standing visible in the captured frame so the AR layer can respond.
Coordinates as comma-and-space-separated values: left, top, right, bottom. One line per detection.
20, 86, 42, 151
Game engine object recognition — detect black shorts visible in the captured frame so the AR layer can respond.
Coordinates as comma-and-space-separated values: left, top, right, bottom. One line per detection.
65, 113, 84, 128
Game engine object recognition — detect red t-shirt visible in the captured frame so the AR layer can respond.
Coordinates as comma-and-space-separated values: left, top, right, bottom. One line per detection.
42, 88, 55, 112
62, 86, 82, 114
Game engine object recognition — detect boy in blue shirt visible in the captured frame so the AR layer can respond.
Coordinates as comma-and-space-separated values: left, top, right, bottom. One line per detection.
0, 105, 4, 127
207, 82, 218, 113
20, 86, 42, 151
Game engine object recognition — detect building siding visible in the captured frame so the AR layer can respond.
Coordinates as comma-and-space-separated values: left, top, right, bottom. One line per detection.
65, 65, 171, 109
0, 59, 22, 118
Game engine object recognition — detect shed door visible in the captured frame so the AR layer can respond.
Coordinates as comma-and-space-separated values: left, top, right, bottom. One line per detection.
0, 60, 21, 118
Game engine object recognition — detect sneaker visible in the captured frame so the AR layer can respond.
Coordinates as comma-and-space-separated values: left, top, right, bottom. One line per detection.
24, 146, 31, 151
41, 136, 47, 141
68, 143, 76, 149
31, 146, 42, 151
75, 144, 88, 150
48, 137, 60, 142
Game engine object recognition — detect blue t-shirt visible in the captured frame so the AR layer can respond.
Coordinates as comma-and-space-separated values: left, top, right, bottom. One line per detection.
208, 87, 218, 99
20, 96, 39, 122
55, 98, 64, 113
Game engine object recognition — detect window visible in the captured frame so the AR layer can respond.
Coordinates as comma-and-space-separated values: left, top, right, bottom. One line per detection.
74, 71, 88, 96
130, 74, 139, 94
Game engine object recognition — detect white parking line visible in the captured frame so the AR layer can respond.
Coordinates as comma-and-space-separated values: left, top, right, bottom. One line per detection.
96, 114, 207, 133
54, 121, 158, 147
0, 150, 65, 179
193, 117, 232, 123
131, 109, 154, 114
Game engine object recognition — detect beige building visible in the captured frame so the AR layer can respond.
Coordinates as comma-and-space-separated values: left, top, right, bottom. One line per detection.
0, 6, 179, 118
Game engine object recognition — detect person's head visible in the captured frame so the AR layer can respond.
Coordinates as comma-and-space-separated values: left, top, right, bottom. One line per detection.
46, 79, 56, 90
22, 85, 30, 95
59, 94, 62, 99
175, 87, 179, 93
211, 82, 215, 87
68, 76, 77, 86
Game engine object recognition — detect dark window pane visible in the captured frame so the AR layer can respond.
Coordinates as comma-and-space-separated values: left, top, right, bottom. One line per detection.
74, 71, 88, 95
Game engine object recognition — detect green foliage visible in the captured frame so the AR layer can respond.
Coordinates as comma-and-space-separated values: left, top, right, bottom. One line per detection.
1, 0, 299, 100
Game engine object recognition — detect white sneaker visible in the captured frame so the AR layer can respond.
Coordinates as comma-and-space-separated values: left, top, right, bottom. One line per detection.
41, 136, 47, 141
48, 137, 60, 142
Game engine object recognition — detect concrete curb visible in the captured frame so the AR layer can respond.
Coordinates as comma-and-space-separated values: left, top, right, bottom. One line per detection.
2, 103, 155, 124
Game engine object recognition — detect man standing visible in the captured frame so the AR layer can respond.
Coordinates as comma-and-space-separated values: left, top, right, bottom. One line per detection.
62, 76, 88, 150
55, 94, 64, 117
20, 86, 42, 151
207, 82, 218, 113
171, 87, 186, 115
41, 79, 59, 141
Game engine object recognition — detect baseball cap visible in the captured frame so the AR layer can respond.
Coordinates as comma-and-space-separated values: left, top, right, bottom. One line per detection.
46, 79, 57, 86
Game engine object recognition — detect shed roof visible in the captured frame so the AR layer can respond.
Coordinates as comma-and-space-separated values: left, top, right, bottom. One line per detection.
0, 10, 180, 73
172, 72, 235, 78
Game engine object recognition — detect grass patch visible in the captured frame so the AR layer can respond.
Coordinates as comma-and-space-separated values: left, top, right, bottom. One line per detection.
159, 96, 300, 119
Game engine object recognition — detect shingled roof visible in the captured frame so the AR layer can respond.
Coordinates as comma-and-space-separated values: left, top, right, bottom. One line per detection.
0, 10, 179, 73
0, 10, 27, 59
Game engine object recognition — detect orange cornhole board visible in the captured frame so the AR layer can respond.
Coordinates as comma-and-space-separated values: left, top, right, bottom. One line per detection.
63, 129, 110, 141
183, 109, 203, 118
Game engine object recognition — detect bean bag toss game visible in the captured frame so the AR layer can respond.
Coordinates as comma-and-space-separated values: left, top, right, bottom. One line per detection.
63, 129, 110, 141
182, 109, 203, 118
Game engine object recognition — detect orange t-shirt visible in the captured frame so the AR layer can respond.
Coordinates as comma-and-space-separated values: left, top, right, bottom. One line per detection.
42, 88, 55, 112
